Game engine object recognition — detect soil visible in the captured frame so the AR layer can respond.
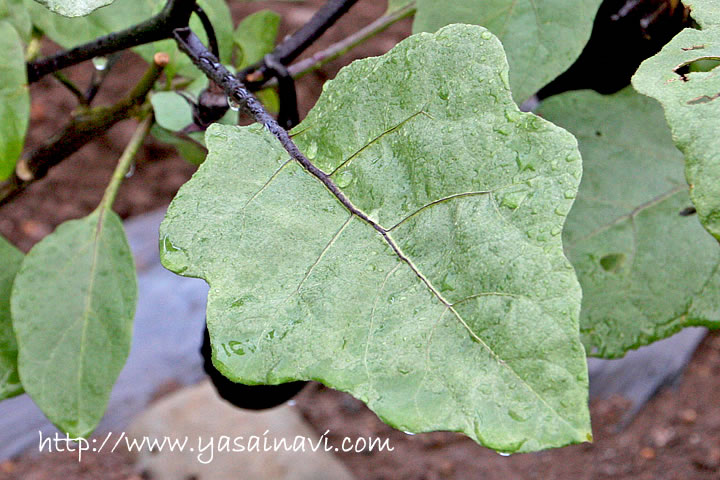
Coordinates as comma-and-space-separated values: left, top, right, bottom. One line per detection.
1, 1, 718, 479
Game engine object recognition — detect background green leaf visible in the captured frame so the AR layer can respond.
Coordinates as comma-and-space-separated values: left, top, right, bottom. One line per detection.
233, 9, 280, 69
150, 124, 207, 166
0, 0, 33, 41
160, 25, 589, 452
151, 91, 194, 132
632, 0, 720, 241
0, 21, 30, 181
0, 235, 23, 401
11, 209, 137, 437
539, 88, 720, 358
411, 0, 603, 102
31, 0, 114, 17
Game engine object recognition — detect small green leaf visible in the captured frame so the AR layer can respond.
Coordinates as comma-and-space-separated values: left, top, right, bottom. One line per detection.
161, 25, 589, 452
150, 125, 207, 166
412, 0, 603, 102
0, 21, 30, 180
11, 209, 137, 437
233, 9, 280, 69
0, 235, 23, 401
632, 0, 720, 241
151, 92, 193, 132
31, 0, 114, 17
539, 88, 720, 358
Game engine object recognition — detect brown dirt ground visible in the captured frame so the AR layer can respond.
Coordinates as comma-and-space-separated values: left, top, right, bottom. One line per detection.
1, 1, 719, 479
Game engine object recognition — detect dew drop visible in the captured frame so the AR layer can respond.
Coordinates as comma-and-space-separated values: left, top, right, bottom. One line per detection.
438, 86, 450, 101
305, 141, 318, 160
335, 170, 354, 188
92, 56, 108, 71
286, 400, 297, 407
160, 235, 189, 274
564, 189, 576, 199
403, 431, 416, 436
504, 109, 522, 123
125, 162, 135, 178
227, 96, 241, 111
481, 31, 493, 40
555, 205, 570, 216
498, 452, 510, 457
550, 226, 562, 236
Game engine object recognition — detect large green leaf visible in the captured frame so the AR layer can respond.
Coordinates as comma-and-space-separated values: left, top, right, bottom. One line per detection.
0, 235, 23, 401
160, 25, 589, 452
412, 0, 603, 102
11, 208, 137, 437
233, 9, 280, 69
632, 0, 720, 241
31, 0, 114, 17
0, 21, 30, 181
539, 88, 720, 358
26, 0, 233, 79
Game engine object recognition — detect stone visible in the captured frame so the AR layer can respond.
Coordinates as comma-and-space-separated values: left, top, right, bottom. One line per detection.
127, 381, 355, 480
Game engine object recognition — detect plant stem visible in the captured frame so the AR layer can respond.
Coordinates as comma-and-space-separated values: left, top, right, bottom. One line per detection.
286, 3, 415, 81
52, 72, 89, 106
26, 0, 195, 83
0, 53, 168, 206
239, 0, 361, 83
85, 53, 122, 105
272, 0, 361, 65
100, 115, 154, 210
192, 3, 219, 58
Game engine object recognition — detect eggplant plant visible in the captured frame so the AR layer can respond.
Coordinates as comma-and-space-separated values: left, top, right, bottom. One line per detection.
0, 0, 717, 454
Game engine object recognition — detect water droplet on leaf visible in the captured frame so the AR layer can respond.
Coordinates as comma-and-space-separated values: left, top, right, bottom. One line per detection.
335, 170, 354, 188
305, 141, 318, 160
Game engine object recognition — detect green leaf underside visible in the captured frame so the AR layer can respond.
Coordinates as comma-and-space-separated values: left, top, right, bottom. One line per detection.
31, 0, 113, 17
151, 92, 193, 132
11, 209, 137, 437
632, 0, 720, 241
25, 0, 233, 79
0, 21, 30, 180
234, 9, 280, 69
150, 124, 207, 166
161, 25, 589, 452
0, 235, 23, 400
411, 0, 603, 102
539, 88, 720, 358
